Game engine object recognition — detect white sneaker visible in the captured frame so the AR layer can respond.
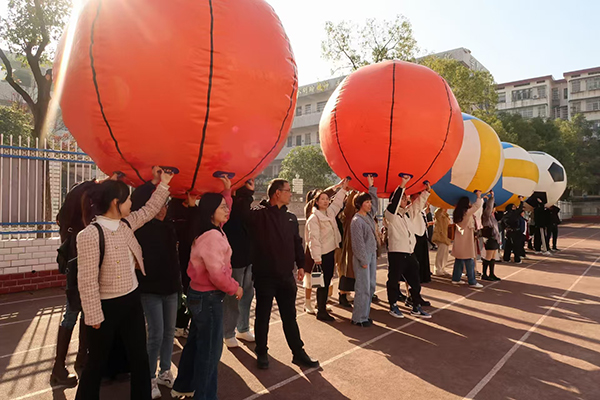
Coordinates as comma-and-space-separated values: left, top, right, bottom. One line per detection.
174, 328, 189, 339
542, 251, 552, 256
470, 283, 484, 288
157, 370, 175, 388
151, 378, 161, 399
171, 389, 194, 399
236, 331, 255, 342
326, 304, 333, 311
224, 337, 239, 348
304, 303, 316, 315
452, 281, 466, 285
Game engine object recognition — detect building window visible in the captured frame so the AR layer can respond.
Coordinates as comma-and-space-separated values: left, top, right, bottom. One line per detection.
536, 86, 546, 98
287, 136, 292, 147
571, 101, 581, 114
552, 88, 559, 100
316, 133, 320, 144
561, 106, 568, 120
522, 108, 533, 118
564, 88, 568, 99
592, 120, 600, 132
317, 101, 327, 113
587, 99, 600, 112
296, 135, 302, 146
512, 88, 532, 101
498, 92, 506, 103
538, 106, 547, 118
572, 80, 581, 93
296, 106, 302, 116
305, 104, 312, 114
587, 77, 600, 91
305, 133, 311, 145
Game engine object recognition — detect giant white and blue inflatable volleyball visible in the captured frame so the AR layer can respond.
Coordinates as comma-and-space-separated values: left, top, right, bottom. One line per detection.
429, 113, 504, 209
491, 142, 540, 210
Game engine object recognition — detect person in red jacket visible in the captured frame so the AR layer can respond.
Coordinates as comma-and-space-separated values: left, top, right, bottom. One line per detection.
171, 189, 242, 400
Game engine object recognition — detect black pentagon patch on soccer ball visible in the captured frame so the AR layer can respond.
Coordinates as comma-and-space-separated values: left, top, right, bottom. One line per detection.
548, 162, 565, 182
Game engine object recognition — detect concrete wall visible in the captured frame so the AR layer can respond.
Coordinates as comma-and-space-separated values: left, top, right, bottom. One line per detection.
0, 238, 60, 276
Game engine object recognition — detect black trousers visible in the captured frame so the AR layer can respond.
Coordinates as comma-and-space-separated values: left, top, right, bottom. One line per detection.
548, 224, 558, 249
176, 259, 192, 329
76, 289, 151, 400
316, 251, 335, 313
503, 230, 523, 262
387, 252, 424, 307
254, 275, 304, 356
533, 226, 549, 252
414, 234, 432, 283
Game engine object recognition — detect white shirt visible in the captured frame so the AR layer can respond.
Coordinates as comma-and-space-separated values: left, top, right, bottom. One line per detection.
95, 216, 138, 299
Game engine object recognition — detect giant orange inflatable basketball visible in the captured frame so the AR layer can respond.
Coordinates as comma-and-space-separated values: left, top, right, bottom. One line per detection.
319, 61, 463, 197
55, 0, 297, 197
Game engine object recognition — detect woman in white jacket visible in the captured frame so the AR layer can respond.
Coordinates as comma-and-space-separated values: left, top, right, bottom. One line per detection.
307, 178, 350, 321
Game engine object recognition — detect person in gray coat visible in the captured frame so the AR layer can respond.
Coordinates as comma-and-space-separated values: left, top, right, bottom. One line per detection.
350, 175, 378, 327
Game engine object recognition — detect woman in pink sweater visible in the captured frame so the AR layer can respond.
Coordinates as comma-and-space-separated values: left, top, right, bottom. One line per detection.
172, 190, 241, 400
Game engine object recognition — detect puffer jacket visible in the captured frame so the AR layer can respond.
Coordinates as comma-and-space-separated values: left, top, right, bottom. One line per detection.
306, 189, 346, 262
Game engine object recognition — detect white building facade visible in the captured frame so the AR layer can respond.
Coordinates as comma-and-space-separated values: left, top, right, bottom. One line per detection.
496, 66, 600, 131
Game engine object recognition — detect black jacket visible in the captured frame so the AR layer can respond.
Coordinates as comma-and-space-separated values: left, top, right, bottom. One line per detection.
223, 187, 253, 269
236, 188, 304, 280
135, 218, 182, 295
130, 181, 182, 296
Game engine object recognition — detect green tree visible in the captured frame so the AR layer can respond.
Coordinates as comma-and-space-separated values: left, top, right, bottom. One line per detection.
0, 103, 34, 144
278, 145, 336, 192
321, 15, 418, 74
419, 56, 498, 114
0, 0, 71, 139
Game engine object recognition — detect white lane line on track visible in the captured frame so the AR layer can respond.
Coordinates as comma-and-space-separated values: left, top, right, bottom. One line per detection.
462, 254, 600, 400
241, 228, 600, 400
0, 295, 65, 307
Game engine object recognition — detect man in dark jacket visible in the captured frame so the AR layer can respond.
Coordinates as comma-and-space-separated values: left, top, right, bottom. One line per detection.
131, 181, 182, 393
236, 178, 318, 370
547, 205, 561, 251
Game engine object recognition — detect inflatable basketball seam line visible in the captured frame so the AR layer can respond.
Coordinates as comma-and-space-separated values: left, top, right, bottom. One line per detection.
231, 30, 298, 188
383, 62, 397, 194
407, 77, 453, 191
332, 105, 368, 191
88, 0, 145, 183
189, 0, 215, 191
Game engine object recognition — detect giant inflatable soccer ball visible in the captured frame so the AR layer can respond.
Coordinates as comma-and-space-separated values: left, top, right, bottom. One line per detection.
319, 60, 464, 197
491, 143, 539, 210
529, 151, 567, 206
428, 114, 504, 209
55, 0, 297, 197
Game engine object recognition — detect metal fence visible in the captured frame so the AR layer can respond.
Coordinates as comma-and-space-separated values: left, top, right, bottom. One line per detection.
0, 134, 106, 240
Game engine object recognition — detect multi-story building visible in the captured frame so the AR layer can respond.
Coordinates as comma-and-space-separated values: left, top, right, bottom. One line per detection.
496, 66, 600, 131
265, 48, 488, 179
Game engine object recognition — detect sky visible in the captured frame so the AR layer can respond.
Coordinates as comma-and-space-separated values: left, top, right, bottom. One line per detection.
1, 0, 599, 86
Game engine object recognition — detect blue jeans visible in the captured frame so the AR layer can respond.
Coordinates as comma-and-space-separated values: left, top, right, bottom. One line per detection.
173, 289, 225, 400
61, 296, 81, 329
140, 292, 178, 378
352, 252, 377, 324
223, 265, 254, 339
452, 258, 477, 285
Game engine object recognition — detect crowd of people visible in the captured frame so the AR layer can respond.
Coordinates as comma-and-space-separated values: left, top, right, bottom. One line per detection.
51, 167, 562, 399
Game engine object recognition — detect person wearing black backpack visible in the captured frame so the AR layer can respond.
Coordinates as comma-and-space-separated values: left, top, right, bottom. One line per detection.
53, 172, 121, 386
75, 167, 174, 400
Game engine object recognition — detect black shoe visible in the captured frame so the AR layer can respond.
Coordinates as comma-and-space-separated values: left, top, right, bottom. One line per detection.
372, 294, 379, 303
256, 353, 269, 370
292, 351, 319, 368
339, 294, 353, 308
316, 311, 335, 322
490, 274, 501, 281
352, 320, 372, 327
481, 274, 492, 281
420, 300, 431, 307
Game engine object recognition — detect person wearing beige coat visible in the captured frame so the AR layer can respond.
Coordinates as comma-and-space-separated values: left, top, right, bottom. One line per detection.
451, 192, 484, 288
307, 179, 349, 321
432, 208, 451, 276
